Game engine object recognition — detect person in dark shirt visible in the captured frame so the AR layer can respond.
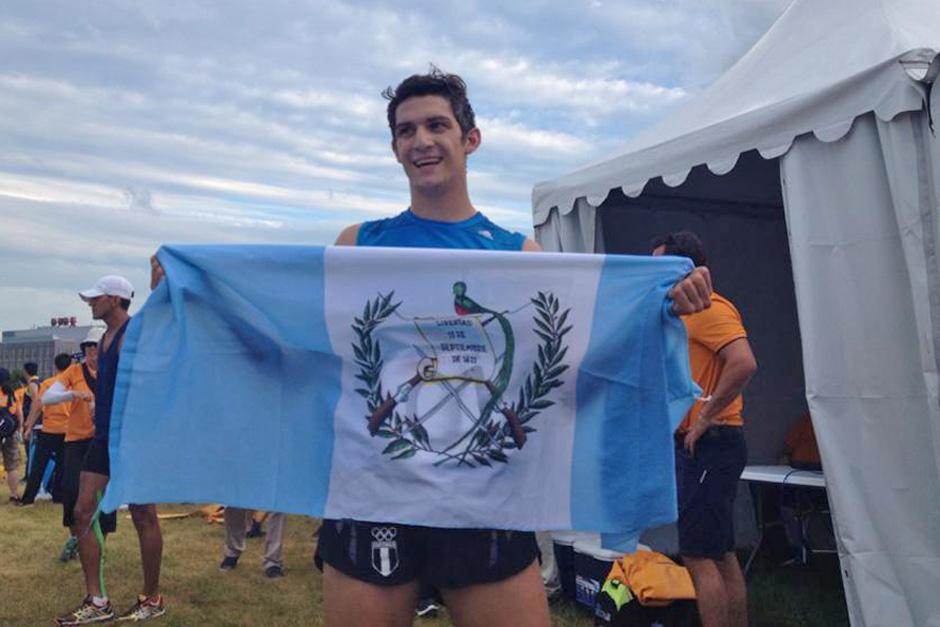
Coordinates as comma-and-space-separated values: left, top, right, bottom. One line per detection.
55, 276, 166, 626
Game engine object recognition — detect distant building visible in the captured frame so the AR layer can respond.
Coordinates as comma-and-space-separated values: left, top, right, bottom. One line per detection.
0, 319, 103, 379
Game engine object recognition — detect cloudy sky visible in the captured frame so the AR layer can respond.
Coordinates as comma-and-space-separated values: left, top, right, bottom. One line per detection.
0, 0, 789, 330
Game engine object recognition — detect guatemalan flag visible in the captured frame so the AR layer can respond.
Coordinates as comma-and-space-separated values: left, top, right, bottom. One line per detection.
103, 245, 697, 550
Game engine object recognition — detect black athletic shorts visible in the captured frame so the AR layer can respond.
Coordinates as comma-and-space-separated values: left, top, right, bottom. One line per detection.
675, 426, 747, 559
64, 439, 117, 534
315, 519, 539, 588
81, 439, 110, 476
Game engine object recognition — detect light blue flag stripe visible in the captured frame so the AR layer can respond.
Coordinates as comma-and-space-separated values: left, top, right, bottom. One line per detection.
105, 245, 341, 514
571, 255, 694, 551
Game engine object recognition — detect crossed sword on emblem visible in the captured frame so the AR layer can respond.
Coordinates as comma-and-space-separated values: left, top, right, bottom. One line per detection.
366, 320, 527, 452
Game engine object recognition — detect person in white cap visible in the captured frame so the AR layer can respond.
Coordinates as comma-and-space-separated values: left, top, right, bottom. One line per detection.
54, 276, 167, 626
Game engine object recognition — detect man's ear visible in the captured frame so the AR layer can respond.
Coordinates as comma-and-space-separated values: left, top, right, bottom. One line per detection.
391, 139, 402, 164
464, 127, 481, 156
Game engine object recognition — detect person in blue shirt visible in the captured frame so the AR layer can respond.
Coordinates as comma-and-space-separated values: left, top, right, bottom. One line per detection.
149, 68, 712, 627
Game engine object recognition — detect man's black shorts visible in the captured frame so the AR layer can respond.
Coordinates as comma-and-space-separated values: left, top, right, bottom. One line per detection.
675, 426, 747, 559
81, 439, 110, 477
315, 519, 539, 588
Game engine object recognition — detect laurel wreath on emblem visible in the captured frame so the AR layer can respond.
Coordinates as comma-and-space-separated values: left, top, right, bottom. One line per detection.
352, 290, 571, 468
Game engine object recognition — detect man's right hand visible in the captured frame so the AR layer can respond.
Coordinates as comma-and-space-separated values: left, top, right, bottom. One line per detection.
150, 254, 165, 290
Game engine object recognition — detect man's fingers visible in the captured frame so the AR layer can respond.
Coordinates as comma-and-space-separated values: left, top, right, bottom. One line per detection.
149, 254, 165, 290
669, 267, 713, 315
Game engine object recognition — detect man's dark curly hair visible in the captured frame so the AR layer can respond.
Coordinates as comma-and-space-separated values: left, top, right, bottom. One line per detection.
650, 230, 708, 268
383, 66, 476, 138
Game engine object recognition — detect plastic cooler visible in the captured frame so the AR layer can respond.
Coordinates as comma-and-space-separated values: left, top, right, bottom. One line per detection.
550, 531, 584, 601
573, 536, 625, 610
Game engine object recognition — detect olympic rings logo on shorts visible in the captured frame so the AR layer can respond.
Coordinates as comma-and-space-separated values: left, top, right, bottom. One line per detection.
371, 526, 398, 542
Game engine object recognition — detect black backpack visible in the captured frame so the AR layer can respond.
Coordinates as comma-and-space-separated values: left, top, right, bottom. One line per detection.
0, 391, 17, 439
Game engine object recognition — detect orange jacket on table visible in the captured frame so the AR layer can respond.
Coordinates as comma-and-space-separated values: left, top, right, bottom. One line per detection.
678, 292, 748, 433
784, 412, 821, 468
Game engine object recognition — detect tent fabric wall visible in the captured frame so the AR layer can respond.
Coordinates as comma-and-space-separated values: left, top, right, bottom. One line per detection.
781, 111, 940, 627
534, 199, 600, 254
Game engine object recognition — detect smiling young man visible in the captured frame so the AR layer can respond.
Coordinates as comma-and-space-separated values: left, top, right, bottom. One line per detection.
55, 276, 166, 626
320, 69, 714, 627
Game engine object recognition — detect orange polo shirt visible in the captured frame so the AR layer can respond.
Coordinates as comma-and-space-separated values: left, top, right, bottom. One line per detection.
59, 363, 96, 443
679, 292, 748, 432
38, 375, 70, 435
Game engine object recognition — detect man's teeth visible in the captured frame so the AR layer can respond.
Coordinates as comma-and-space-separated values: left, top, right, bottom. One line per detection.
414, 158, 442, 167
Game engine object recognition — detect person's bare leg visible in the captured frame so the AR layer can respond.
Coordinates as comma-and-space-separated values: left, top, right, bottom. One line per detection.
322, 564, 418, 627
716, 552, 747, 627
73, 471, 111, 597
442, 559, 550, 627
683, 555, 729, 627
6, 468, 19, 499
129, 503, 163, 597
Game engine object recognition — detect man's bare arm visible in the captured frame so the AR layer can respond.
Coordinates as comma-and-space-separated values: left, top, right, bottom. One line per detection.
522, 238, 542, 252
684, 337, 757, 453
23, 396, 43, 434
335, 224, 361, 246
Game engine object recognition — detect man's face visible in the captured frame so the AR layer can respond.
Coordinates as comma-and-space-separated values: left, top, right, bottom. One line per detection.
391, 95, 480, 194
83, 345, 98, 370
87, 295, 116, 320
652, 245, 666, 257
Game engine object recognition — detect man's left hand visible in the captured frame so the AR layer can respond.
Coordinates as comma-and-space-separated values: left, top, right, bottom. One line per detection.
683, 419, 710, 456
669, 266, 712, 315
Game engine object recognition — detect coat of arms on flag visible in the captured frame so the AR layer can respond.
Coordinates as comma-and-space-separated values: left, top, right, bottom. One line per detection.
353, 282, 572, 468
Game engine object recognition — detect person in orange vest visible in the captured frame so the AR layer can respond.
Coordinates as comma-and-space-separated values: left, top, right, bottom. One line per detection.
653, 232, 757, 627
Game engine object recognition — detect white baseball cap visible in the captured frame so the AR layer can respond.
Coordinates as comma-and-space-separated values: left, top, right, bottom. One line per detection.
81, 326, 105, 345
79, 275, 135, 301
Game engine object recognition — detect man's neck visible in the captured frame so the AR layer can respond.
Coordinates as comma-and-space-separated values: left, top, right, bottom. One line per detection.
409, 186, 476, 222
104, 310, 130, 333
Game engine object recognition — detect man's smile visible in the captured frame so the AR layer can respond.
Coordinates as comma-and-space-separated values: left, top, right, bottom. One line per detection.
413, 156, 443, 168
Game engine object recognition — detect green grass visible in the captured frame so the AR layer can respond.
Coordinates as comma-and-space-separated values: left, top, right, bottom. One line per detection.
1, 463, 848, 626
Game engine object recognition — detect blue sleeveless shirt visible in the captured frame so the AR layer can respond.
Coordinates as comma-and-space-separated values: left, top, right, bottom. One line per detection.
357, 209, 526, 251
94, 319, 129, 443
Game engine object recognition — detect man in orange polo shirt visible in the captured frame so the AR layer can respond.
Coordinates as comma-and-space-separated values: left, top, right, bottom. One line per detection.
653, 232, 757, 627
19, 354, 73, 505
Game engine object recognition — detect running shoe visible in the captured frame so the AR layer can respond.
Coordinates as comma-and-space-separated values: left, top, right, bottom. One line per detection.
246, 520, 265, 538
219, 555, 239, 571
55, 597, 114, 625
265, 565, 284, 578
117, 594, 166, 622
59, 536, 79, 562
415, 598, 440, 618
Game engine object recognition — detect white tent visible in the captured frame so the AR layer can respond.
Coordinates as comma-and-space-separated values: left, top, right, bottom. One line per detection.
532, 1, 940, 625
